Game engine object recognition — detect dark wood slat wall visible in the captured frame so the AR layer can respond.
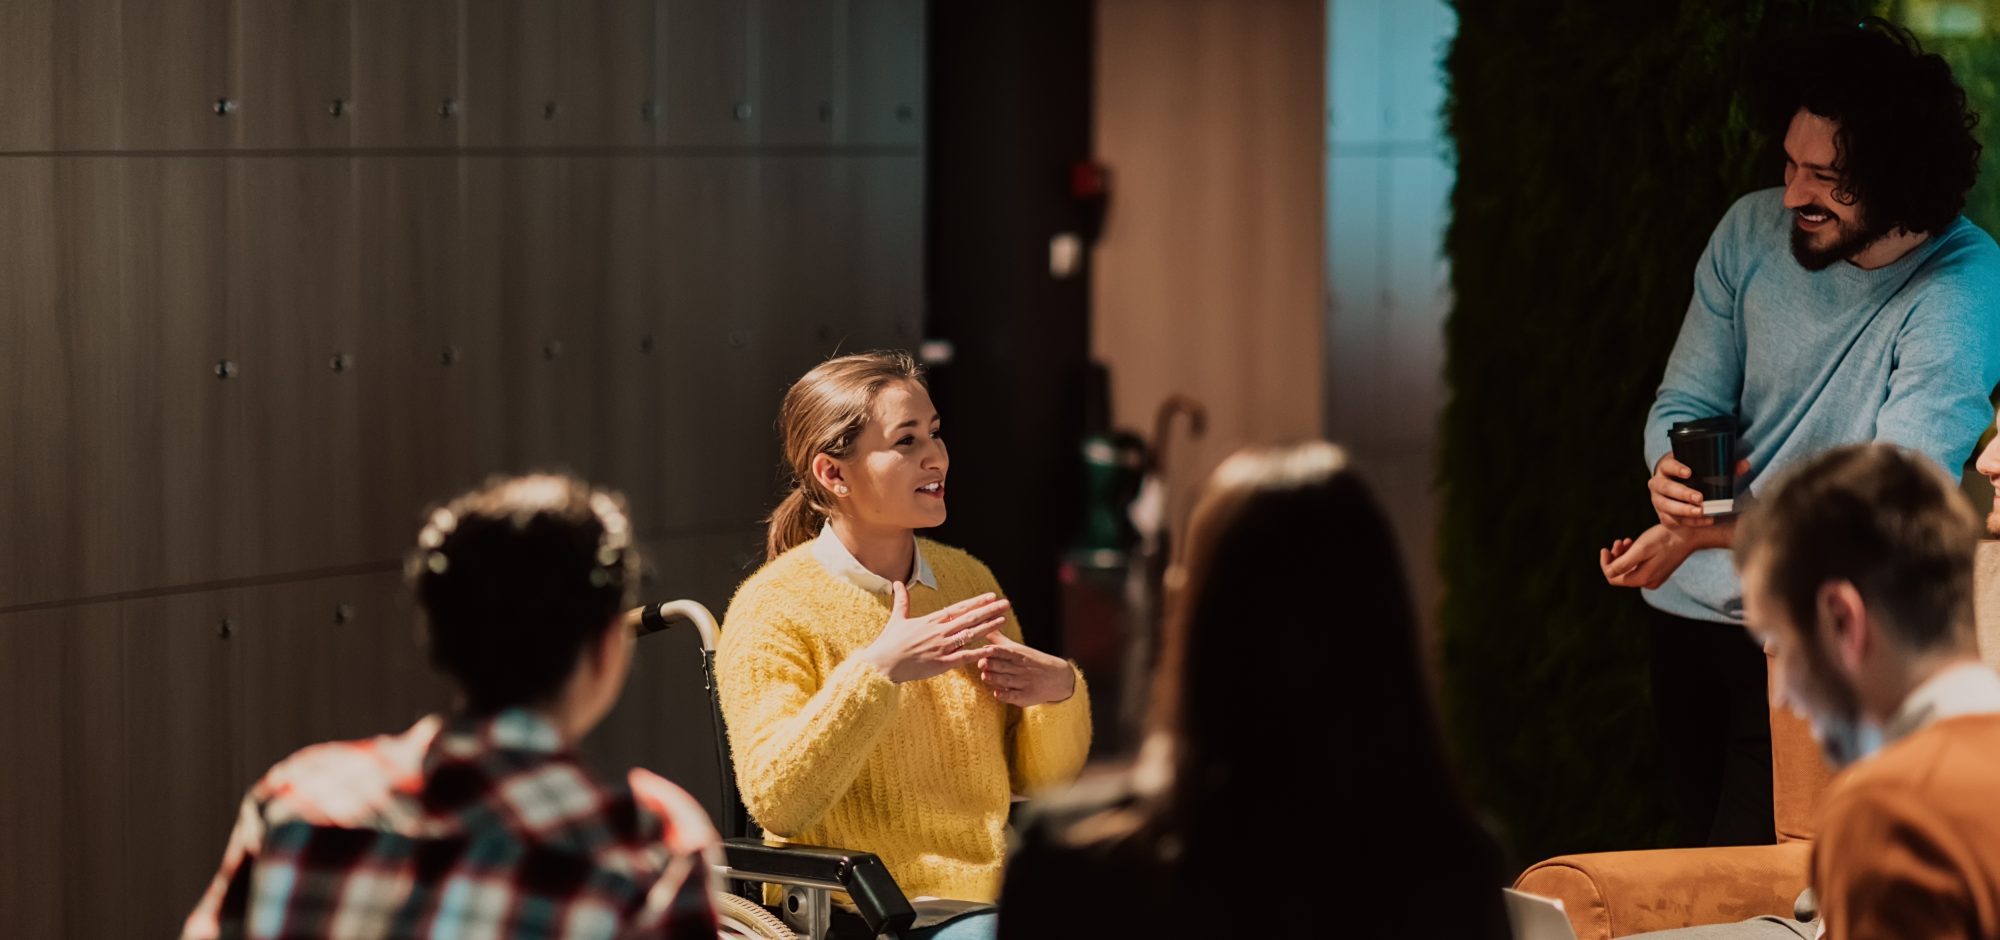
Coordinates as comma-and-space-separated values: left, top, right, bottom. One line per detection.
0, 1, 925, 933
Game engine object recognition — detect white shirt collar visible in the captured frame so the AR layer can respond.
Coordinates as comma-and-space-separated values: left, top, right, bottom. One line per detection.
1883, 661, 2000, 746
811, 523, 936, 595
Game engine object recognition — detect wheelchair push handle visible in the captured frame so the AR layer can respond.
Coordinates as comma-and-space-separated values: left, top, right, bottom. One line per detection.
627, 599, 720, 652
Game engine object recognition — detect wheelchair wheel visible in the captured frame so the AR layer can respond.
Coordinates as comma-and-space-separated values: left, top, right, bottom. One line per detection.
718, 891, 798, 939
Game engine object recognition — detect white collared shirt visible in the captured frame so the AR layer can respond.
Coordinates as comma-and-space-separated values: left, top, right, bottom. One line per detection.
1882, 660, 2000, 746
811, 523, 937, 595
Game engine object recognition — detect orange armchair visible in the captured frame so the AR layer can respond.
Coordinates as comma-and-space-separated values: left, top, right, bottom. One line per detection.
1517, 542, 2000, 939
1514, 691, 1831, 938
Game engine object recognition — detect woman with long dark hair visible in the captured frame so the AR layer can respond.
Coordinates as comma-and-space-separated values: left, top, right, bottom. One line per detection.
999, 441, 1509, 936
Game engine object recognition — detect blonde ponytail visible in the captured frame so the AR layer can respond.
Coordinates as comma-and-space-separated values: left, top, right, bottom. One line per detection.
766, 487, 827, 561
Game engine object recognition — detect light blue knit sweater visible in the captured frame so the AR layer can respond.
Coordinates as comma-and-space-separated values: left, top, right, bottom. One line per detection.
1644, 187, 2000, 623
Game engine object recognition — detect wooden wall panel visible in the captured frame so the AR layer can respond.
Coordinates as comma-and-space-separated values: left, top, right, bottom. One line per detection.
235, 581, 343, 782
756, 0, 842, 146
236, 571, 439, 783
123, 160, 245, 588
547, 157, 607, 481
58, 160, 143, 600
454, 157, 514, 485
812, 159, 865, 357
567, 158, 657, 519
747, 157, 824, 500
845, 0, 923, 146
464, 0, 561, 149
0, 158, 66, 607
847, 155, 924, 348
119, 0, 236, 151
494, 157, 572, 473
51, 0, 124, 150
62, 603, 129, 937
0, 605, 133, 936
229, 158, 365, 574
121, 591, 240, 938
353, 0, 463, 149
752, 157, 840, 386
557, 0, 657, 147
584, 595, 723, 821
652, 157, 775, 531
657, 0, 753, 145
0, 160, 166, 607
461, 0, 512, 149
332, 571, 448, 736
234, 0, 354, 150
649, 158, 724, 532
2, 7, 929, 930
0, 611, 67, 937
0, 607, 126, 934
357, 158, 462, 539
586, 528, 762, 823
0, 0, 55, 152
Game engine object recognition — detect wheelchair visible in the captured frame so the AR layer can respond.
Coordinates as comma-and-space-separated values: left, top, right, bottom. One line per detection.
633, 600, 926, 940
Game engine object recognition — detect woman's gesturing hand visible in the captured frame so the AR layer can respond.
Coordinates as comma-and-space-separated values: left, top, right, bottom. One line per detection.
976, 634, 1077, 707
860, 581, 1012, 683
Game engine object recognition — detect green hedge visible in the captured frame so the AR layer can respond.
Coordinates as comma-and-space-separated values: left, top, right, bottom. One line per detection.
1437, 0, 1873, 861
1923, 30, 2000, 235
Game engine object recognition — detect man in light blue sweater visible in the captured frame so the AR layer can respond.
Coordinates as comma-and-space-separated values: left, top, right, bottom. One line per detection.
1600, 19, 2000, 849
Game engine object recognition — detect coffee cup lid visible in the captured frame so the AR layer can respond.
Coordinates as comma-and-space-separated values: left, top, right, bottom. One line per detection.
1670, 416, 1736, 438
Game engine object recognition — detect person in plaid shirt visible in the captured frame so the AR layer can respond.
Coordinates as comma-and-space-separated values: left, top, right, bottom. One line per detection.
183, 474, 721, 939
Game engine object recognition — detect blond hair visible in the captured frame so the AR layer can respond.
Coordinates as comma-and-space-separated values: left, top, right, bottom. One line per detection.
766, 350, 927, 560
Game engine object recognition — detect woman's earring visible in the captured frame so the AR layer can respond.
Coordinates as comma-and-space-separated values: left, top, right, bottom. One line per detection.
835, 485, 850, 496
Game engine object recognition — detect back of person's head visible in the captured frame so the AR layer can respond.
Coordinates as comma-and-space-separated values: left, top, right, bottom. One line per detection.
1105, 441, 1505, 933
766, 349, 927, 560
1736, 443, 1981, 657
1757, 16, 1980, 236
408, 473, 639, 715
1154, 441, 1465, 820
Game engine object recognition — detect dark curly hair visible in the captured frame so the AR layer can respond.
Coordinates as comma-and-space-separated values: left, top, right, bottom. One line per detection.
407, 473, 638, 714
1758, 16, 1981, 236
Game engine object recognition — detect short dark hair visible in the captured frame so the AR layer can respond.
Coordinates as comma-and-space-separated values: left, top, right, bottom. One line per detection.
1736, 444, 1980, 655
1758, 17, 1981, 236
407, 474, 639, 714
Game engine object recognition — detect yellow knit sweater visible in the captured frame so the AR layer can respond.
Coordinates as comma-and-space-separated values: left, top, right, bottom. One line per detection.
716, 539, 1093, 904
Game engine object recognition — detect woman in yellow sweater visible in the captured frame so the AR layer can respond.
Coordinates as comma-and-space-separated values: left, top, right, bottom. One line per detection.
716, 350, 1092, 939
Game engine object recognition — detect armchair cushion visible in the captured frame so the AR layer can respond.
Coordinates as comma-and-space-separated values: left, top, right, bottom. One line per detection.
1514, 842, 1811, 939
1769, 673, 1835, 843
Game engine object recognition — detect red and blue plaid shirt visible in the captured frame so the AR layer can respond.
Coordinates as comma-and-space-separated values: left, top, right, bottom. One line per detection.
181, 709, 720, 939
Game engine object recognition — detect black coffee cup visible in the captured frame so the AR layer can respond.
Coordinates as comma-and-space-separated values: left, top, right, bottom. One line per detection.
1669, 417, 1738, 515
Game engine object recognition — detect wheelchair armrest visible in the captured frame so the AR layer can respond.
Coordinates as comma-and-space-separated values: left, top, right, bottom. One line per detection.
722, 838, 917, 935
